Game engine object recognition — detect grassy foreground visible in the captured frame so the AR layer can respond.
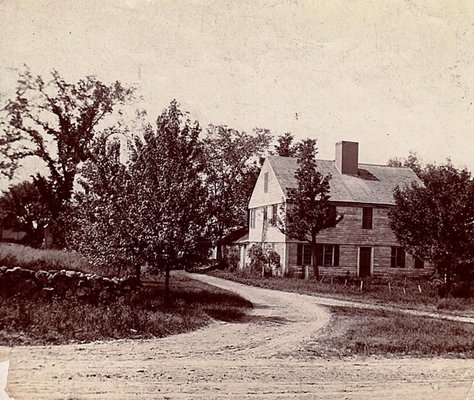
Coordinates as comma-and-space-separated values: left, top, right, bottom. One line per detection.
0, 274, 253, 346
311, 307, 474, 358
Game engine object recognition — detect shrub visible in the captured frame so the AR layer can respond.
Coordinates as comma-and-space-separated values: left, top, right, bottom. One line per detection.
248, 244, 280, 277
222, 246, 240, 271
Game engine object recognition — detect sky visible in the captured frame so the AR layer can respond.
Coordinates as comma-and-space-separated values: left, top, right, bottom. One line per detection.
0, 0, 473, 189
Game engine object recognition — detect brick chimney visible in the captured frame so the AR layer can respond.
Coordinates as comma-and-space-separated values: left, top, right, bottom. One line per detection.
335, 141, 359, 175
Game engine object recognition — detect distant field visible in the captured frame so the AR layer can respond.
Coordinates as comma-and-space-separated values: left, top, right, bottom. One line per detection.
0, 242, 90, 273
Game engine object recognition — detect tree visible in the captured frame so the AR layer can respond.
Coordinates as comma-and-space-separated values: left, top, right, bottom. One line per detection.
203, 125, 271, 265
0, 131, 22, 179
130, 101, 210, 301
0, 68, 135, 245
0, 180, 50, 247
279, 139, 343, 279
387, 151, 425, 179
274, 132, 299, 157
389, 163, 474, 293
69, 134, 145, 278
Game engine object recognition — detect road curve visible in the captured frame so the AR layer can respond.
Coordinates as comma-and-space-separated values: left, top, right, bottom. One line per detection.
0, 272, 473, 399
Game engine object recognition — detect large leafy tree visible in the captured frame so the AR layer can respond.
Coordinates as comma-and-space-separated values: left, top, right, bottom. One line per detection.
0, 68, 135, 245
0, 180, 50, 247
203, 125, 271, 264
69, 134, 144, 277
389, 163, 474, 291
130, 101, 210, 300
71, 102, 211, 301
279, 139, 342, 279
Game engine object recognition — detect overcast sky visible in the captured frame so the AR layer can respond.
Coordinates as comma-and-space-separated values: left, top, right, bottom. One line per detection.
1, 0, 473, 188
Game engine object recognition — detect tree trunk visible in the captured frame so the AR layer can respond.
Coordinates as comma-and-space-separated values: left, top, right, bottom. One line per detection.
134, 264, 141, 281
216, 242, 223, 267
164, 264, 171, 306
446, 258, 453, 294
311, 235, 319, 280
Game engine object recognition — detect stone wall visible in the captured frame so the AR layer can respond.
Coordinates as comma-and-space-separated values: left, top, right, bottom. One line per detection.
0, 266, 141, 303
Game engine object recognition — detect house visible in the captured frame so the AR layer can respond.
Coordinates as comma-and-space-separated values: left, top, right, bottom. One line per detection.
246, 141, 433, 278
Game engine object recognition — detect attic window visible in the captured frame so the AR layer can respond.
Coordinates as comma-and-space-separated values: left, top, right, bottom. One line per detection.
263, 172, 269, 193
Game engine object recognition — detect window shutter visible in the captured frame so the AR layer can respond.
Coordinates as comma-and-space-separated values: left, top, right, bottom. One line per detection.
334, 245, 340, 266
390, 247, 396, 268
263, 172, 269, 193
250, 209, 255, 229
297, 243, 302, 266
398, 248, 406, 268
271, 204, 278, 225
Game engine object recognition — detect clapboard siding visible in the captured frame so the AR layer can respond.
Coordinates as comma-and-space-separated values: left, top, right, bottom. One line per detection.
317, 205, 398, 246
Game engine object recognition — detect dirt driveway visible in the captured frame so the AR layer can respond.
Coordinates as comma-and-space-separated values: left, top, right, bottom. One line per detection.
1, 273, 473, 399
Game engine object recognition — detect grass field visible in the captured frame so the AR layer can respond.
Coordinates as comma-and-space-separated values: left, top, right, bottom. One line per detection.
0, 242, 90, 273
310, 306, 474, 358
0, 274, 253, 346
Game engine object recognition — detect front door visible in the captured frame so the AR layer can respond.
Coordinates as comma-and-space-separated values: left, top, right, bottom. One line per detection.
359, 247, 372, 277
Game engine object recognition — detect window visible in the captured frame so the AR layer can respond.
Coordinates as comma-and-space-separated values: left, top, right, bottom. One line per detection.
362, 207, 373, 229
263, 207, 268, 223
297, 243, 312, 266
414, 258, 424, 269
390, 247, 405, 268
250, 209, 256, 229
324, 245, 337, 266
270, 204, 278, 226
263, 172, 269, 193
297, 244, 339, 266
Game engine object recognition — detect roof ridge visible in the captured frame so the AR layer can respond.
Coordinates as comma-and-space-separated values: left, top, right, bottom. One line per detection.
267, 155, 412, 170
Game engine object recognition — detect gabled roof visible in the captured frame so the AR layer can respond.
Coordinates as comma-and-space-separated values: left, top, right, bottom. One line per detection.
267, 155, 421, 206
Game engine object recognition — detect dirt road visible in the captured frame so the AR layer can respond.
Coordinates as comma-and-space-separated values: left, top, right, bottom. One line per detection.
1, 273, 473, 399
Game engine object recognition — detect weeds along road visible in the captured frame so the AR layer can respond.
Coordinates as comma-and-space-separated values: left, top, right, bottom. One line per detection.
1, 272, 473, 400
